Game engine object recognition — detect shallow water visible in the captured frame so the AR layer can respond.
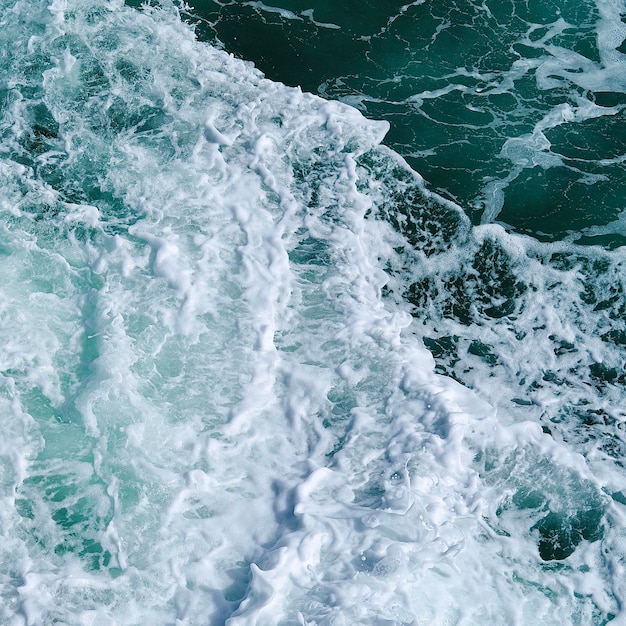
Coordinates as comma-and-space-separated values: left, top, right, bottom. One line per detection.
0, 1, 625, 624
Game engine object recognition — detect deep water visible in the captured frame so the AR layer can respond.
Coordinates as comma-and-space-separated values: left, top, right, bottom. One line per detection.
0, 0, 625, 624
182, 0, 626, 245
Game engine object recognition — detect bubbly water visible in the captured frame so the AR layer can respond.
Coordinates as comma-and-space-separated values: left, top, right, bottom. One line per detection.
0, 1, 625, 624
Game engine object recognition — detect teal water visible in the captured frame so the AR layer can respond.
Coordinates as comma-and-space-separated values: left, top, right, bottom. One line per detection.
182, 0, 626, 245
179, 0, 626, 461
0, 1, 625, 624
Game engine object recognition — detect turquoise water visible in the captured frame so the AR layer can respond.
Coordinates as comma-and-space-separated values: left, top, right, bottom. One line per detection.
0, 0, 625, 624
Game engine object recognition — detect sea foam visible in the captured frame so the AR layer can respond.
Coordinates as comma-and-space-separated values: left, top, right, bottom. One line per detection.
0, 1, 624, 624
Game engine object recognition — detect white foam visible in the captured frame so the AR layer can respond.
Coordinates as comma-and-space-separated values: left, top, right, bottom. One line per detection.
0, 0, 623, 624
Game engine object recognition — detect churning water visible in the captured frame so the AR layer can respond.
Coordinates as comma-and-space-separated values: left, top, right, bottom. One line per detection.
0, 1, 625, 624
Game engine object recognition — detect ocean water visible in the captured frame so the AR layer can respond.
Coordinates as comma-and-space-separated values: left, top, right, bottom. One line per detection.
185, 0, 626, 245
0, 0, 625, 624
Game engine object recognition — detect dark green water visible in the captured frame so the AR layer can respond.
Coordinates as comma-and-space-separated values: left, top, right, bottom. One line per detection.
179, 0, 626, 246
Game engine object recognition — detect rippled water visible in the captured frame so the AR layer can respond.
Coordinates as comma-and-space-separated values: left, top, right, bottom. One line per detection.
184, 0, 626, 244
0, 1, 625, 624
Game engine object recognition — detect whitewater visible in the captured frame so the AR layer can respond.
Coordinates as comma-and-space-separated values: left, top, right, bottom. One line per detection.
0, 1, 625, 624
